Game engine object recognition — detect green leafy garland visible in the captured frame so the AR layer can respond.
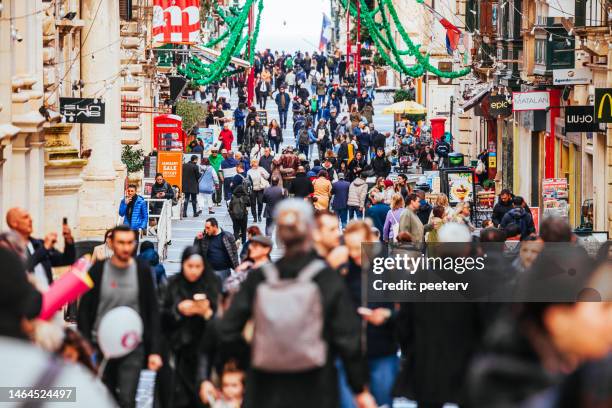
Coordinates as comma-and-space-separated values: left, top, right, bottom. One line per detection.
338, 0, 470, 78
179, 0, 263, 85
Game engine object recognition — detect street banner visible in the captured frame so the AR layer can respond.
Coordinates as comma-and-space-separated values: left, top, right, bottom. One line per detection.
512, 91, 550, 111
488, 94, 512, 118
552, 67, 592, 85
565, 106, 597, 133
157, 151, 183, 191
152, 0, 200, 46
594, 88, 612, 123
59, 98, 105, 124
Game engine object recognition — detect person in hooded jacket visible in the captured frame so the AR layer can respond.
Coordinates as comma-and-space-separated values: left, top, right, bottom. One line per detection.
347, 175, 368, 220
500, 196, 536, 240
161, 247, 219, 408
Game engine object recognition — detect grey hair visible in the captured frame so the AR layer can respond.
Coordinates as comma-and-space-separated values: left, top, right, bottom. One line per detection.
273, 198, 315, 229
439, 222, 471, 243
372, 192, 384, 204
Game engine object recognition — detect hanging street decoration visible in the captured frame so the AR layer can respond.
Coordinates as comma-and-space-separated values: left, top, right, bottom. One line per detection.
152, 0, 201, 46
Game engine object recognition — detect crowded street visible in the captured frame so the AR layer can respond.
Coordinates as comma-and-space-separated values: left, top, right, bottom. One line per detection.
0, 1, 611, 408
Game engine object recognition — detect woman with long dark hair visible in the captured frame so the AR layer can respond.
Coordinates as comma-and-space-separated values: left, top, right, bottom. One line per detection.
160, 246, 219, 408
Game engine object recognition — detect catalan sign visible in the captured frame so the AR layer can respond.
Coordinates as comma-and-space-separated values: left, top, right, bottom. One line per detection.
60, 98, 105, 124
594, 88, 612, 123
488, 94, 512, 118
512, 91, 550, 111
565, 106, 597, 133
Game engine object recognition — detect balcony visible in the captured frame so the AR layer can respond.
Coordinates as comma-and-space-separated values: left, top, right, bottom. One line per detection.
574, 0, 607, 27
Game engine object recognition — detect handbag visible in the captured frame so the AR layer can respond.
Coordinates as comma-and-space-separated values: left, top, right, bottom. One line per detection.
390, 209, 401, 242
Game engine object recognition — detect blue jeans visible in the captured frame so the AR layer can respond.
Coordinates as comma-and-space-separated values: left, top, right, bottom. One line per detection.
369, 354, 400, 407
278, 109, 288, 128
336, 208, 348, 228
337, 355, 399, 408
348, 205, 362, 220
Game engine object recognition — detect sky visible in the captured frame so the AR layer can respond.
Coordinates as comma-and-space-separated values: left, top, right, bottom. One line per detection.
256, 0, 331, 53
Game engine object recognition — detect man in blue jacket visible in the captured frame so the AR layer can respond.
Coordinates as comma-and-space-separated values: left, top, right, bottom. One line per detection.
119, 184, 149, 248
331, 173, 351, 228
365, 192, 391, 241
233, 103, 246, 147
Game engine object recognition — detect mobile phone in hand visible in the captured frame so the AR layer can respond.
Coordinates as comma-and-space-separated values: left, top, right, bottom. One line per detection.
357, 307, 373, 316
193, 293, 207, 301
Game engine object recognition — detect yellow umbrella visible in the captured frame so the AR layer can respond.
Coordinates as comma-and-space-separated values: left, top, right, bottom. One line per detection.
382, 100, 427, 115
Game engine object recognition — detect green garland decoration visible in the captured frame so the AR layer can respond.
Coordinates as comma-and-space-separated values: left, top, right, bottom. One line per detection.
179, 0, 264, 85
338, 0, 470, 78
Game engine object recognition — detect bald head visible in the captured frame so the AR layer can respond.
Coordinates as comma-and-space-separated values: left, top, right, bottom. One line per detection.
6, 208, 32, 240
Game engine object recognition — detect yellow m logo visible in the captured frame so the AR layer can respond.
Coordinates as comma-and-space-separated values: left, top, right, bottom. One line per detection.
597, 92, 612, 120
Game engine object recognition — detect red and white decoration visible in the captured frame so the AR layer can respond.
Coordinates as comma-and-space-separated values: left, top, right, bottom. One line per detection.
153, 0, 200, 46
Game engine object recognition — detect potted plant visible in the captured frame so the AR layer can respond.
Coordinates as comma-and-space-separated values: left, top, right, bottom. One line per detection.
121, 145, 145, 185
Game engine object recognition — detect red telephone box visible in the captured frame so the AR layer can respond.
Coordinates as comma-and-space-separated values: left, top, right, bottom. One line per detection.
153, 114, 186, 151
429, 117, 447, 145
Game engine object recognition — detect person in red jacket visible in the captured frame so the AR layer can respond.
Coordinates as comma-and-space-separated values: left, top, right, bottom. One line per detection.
219, 124, 234, 151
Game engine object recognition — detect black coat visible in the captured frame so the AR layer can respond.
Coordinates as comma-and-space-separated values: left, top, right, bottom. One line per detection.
262, 185, 287, 218
371, 131, 386, 151
394, 301, 491, 405
77, 259, 161, 357
161, 271, 219, 406
371, 156, 391, 178
259, 154, 274, 175
182, 161, 201, 194
289, 173, 314, 198
492, 199, 513, 226
27, 238, 75, 285
217, 251, 367, 408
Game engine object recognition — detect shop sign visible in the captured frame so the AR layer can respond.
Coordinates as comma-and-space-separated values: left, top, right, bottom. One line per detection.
512, 91, 550, 111
60, 98, 105, 124
488, 94, 512, 118
552, 67, 592, 85
594, 88, 612, 123
565, 106, 597, 133
157, 151, 183, 190
488, 154, 496, 168
437, 61, 453, 85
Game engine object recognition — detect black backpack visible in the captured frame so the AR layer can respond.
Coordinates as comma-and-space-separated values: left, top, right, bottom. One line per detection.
299, 128, 310, 146
239, 173, 253, 196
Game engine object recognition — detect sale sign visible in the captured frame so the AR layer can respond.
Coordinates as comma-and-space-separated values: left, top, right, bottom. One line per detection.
153, 0, 200, 46
157, 151, 183, 190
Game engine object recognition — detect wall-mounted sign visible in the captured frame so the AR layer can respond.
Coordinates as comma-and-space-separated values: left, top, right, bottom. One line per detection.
59, 98, 105, 124
488, 94, 512, 118
512, 91, 550, 111
565, 106, 597, 133
594, 88, 612, 123
437, 61, 453, 85
552, 67, 592, 85
152, 0, 200, 46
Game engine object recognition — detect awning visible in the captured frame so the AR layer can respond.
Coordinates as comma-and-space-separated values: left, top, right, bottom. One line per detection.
458, 85, 490, 113
191, 44, 251, 69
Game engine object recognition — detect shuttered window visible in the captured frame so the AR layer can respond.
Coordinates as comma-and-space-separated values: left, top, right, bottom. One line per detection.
119, 0, 132, 21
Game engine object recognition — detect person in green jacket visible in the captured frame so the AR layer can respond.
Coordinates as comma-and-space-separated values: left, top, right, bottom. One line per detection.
208, 148, 224, 206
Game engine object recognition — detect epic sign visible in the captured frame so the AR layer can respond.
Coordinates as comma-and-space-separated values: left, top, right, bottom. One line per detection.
487, 94, 512, 118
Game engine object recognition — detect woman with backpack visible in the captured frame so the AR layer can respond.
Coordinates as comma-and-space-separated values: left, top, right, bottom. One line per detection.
199, 158, 220, 215
382, 193, 405, 243
161, 246, 218, 408
297, 120, 312, 158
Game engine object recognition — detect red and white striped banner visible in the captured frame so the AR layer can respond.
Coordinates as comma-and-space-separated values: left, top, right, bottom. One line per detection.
152, 0, 200, 46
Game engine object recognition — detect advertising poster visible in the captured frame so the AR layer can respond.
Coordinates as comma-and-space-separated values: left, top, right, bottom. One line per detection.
542, 178, 569, 219
157, 151, 183, 190
197, 127, 215, 151
447, 171, 474, 205
530, 207, 540, 235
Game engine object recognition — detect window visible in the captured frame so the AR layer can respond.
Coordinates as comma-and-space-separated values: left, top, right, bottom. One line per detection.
120, 0, 132, 21
535, 39, 546, 65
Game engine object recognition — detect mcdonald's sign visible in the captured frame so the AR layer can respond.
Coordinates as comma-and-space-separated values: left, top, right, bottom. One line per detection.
595, 88, 612, 123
